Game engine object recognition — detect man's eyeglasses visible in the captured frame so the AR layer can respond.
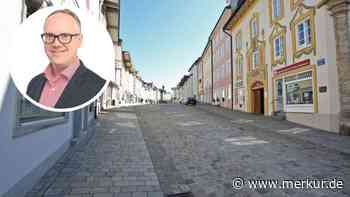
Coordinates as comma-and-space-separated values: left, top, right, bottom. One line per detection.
41, 33, 80, 44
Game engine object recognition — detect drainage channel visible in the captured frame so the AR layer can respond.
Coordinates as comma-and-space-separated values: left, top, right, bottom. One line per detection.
165, 184, 194, 197
167, 192, 194, 197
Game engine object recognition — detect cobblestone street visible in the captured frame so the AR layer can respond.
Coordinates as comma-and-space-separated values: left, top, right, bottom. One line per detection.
26, 107, 163, 197
136, 104, 350, 197
27, 104, 350, 197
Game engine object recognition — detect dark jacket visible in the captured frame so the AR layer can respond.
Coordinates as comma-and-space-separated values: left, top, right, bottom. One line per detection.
26, 61, 106, 109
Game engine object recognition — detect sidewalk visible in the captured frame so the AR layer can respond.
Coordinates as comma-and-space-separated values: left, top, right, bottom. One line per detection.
25, 107, 163, 197
195, 104, 350, 155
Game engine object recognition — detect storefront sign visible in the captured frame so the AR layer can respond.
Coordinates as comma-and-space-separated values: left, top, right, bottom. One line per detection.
273, 59, 310, 76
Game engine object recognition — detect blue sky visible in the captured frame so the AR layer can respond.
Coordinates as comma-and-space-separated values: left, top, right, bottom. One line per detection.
120, 0, 227, 91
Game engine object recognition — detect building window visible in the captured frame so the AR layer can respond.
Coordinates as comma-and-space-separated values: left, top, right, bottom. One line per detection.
290, 5, 316, 62
296, 18, 311, 50
252, 19, 258, 38
252, 49, 260, 70
228, 85, 231, 99
14, 95, 67, 138
237, 54, 243, 75
17, 98, 64, 123
235, 31, 242, 50
273, 0, 282, 19
250, 14, 259, 40
269, 22, 287, 66
284, 71, 314, 112
274, 36, 283, 59
235, 93, 239, 105
268, 0, 285, 25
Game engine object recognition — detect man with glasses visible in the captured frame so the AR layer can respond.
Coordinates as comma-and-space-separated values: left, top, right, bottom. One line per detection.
26, 9, 106, 109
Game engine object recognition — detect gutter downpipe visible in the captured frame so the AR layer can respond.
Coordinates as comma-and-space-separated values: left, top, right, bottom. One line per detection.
210, 39, 214, 105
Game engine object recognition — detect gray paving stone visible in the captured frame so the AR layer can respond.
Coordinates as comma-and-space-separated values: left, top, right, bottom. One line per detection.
118, 192, 132, 197
132, 192, 147, 197
26, 108, 162, 197
135, 104, 350, 197
93, 193, 114, 197
136, 186, 158, 192
120, 186, 137, 192
146, 192, 163, 197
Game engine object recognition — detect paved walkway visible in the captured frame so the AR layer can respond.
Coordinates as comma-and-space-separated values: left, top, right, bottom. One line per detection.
196, 104, 350, 155
26, 108, 163, 197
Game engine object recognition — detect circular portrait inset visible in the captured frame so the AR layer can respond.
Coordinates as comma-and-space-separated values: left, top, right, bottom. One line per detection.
9, 6, 115, 112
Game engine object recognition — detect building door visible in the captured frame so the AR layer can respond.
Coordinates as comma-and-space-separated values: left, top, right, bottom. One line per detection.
253, 88, 264, 114
275, 79, 284, 112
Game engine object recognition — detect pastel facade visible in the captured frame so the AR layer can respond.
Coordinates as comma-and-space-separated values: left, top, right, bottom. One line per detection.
211, 6, 232, 109
191, 58, 199, 99
202, 42, 213, 104
197, 57, 204, 103
174, 0, 350, 134
225, 0, 340, 132
188, 59, 198, 99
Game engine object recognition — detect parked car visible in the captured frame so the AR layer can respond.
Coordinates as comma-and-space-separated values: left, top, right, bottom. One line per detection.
159, 100, 168, 104
184, 97, 196, 105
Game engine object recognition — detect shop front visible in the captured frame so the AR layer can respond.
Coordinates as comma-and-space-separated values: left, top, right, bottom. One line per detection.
272, 59, 318, 114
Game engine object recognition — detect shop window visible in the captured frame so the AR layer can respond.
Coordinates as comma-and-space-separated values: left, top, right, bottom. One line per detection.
284, 71, 314, 112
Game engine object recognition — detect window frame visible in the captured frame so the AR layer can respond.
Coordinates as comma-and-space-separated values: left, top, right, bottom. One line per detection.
296, 18, 312, 50
235, 30, 243, 51
249, 13, 259, 41
269, 0, 285, 25
236, 53, 244, 75
13, 91, 69, 138
290, 4, 316, 62
284, 70, 314, 112
274, 36, 283, 58
252, 49, 260, 70
269, 22, 287, 67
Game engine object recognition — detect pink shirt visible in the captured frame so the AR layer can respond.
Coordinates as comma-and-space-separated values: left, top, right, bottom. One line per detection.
39, 62, 80, 107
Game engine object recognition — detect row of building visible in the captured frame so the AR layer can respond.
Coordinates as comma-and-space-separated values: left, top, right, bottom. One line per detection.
0, 0, 166, 196
174, 0, 350, 135
101, 47, 163, 109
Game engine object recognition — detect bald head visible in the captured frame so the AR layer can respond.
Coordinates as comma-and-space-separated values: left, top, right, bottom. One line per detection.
44, 9, 81, 32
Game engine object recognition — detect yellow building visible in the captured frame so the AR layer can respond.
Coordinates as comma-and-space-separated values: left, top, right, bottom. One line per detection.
202, 41, 213, 104
224, 0, 340, 133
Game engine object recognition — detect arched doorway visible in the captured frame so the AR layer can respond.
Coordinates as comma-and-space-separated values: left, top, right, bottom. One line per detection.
251, 81, 264, 114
